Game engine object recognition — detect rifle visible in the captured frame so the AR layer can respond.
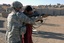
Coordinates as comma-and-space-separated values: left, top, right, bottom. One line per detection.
29, 13, 48, 23
23, 12, 48, 23
29, 13, 45, 17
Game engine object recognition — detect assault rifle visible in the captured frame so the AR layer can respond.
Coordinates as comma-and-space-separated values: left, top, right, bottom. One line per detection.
29, 13, 48, 23
23, 11, 48, 23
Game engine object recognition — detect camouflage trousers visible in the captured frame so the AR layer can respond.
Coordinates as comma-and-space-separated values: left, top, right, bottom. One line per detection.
6, 40, 21, 43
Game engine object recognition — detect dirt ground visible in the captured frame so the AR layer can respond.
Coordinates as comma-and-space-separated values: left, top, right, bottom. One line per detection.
0, 16, 64, 43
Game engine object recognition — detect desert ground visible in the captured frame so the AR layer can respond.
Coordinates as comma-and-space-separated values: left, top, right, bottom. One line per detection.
0, 16, 64, 43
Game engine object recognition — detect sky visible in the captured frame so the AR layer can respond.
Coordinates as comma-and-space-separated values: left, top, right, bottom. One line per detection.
0, 0, 64, 6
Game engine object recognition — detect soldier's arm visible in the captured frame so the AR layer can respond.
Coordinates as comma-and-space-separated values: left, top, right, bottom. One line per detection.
23, 14, 35, 24
23, 14, 42, 24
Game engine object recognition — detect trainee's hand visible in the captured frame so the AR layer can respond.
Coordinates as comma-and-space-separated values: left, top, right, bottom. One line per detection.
22, 33, 24, 38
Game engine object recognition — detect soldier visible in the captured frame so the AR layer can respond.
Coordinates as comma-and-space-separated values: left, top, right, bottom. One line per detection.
5, 1, 39, 43
5, 1, 43, 43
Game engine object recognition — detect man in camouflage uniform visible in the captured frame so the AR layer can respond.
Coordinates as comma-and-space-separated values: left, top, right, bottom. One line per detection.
5, 1, 37, 43
6, 1, 42, 43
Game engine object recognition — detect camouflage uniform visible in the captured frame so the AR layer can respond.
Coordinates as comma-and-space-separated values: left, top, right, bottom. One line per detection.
6, 11, 37, 43
5, 1, 42, 43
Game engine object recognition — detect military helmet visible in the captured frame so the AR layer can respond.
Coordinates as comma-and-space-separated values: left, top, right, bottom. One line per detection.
12, 1, 23, 9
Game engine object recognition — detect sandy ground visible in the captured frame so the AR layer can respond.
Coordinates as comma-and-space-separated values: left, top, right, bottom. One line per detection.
0, 16, 64, 43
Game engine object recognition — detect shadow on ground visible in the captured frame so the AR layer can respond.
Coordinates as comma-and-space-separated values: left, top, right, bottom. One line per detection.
42, 23, 60, 27
33, 31, 64, 40
33, 23, 60, 29
0, 20, 5, 28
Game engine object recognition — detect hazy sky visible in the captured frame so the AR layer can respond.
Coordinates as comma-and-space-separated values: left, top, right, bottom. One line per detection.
0, 0, 64, 6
